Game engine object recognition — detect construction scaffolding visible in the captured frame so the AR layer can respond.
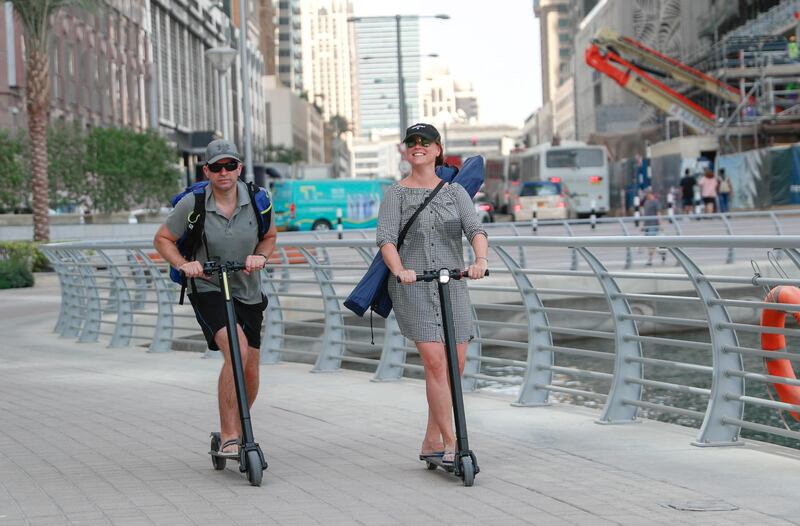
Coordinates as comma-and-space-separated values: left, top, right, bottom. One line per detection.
586, 1, 800, 154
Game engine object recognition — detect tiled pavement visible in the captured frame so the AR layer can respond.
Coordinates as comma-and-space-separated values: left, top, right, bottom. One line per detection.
1, 276, 800, 525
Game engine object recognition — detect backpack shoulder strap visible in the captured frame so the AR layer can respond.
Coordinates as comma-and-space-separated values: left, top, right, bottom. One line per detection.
185, 188, 207, 252
246, 181, 272, 239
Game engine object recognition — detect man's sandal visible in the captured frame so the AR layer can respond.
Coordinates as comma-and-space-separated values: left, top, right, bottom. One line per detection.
219, 438, 240, 458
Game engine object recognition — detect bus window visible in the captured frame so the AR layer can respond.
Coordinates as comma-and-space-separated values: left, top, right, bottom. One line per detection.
546, 148, 605, 168
522, 156, 536, 182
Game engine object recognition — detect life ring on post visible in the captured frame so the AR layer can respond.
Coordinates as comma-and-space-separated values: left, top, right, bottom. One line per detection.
761, 286, 800, 422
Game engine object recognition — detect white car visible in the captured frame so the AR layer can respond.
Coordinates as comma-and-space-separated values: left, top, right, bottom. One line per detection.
512, 181, 571, 221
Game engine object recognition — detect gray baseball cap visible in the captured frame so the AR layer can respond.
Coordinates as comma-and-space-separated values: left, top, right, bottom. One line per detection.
205, 139, 242, 165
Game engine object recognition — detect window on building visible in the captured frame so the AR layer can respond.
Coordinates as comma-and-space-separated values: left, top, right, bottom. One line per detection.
559, 47, 571, 57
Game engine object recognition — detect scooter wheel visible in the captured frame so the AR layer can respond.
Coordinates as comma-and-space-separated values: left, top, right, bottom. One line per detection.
210, 434, 225, 470
246, 450, 263, 486
426, 461, 437, 470
460, 456, 475, 487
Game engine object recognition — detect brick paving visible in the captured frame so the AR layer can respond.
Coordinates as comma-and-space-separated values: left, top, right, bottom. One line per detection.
1, 276, 799, 525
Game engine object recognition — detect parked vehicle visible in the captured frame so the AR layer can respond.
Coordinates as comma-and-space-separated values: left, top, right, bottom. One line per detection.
473, 192, 495, 223
512, 181, 571, 221
272, 178, 393, 231
484, 142, 609, 218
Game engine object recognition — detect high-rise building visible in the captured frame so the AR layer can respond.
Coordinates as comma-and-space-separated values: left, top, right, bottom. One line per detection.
354, 17, 420, 136
533, 0, 574, 104
301, 0, 358, 133
454, 80, 479, 123
277, 0, 303, 93
259, 0, 278, 76
418, 64, 480, 124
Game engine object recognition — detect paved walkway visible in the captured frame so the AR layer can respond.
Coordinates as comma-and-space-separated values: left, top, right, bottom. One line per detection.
2, 276, 800, 525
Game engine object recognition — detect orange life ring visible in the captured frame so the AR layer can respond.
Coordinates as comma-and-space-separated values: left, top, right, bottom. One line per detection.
761, 286, 800, 422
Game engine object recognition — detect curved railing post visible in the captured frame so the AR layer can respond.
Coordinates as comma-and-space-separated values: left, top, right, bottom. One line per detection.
73, 250, 102, 344
126, 252, 148, 311
563, 222, 578, 270
720, 214, 735, 264
260, 269, 284, 364
41, 248, 81, 337
278, 248, 292, 293
494, 246, 553, 406
783, 247, 800, 271
98, 249, 133, 348
670, 247, 744, 446
348, 247, 407, 382
769, 211, 784, 236
373, 314, 407, 381
577, 247, 643, 423
617, 218, 633, 269
300, 248, 344, 372
508, 224, 527, 269
461, 303, 482, 392
136, 249, 173, 353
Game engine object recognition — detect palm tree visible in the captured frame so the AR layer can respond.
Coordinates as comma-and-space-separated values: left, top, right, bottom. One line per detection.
9, 0, 97, 241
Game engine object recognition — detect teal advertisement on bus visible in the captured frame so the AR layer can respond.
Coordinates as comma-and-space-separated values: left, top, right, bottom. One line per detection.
272, 178, 394, 231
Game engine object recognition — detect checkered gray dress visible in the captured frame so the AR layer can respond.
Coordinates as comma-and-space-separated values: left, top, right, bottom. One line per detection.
376, 182, 487, 343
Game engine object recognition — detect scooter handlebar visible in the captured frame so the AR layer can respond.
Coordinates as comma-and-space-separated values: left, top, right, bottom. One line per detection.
397, 268, 489, 283
202, 260, 247, 275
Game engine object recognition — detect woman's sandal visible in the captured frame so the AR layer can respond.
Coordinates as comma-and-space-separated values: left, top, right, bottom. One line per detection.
441, 450, 455, 465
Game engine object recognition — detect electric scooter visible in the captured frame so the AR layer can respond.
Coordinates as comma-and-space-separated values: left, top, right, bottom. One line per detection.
400, 268, 487, 487
204, 260, 268, 486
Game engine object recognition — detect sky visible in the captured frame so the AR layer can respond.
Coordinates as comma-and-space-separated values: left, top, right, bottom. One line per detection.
350, 0, 543, 127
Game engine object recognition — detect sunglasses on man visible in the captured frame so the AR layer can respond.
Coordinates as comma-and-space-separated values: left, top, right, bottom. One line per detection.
404, 137, 433, 148
207, 160, 240, 173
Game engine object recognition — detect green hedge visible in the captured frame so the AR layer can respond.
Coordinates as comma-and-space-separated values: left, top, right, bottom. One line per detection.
0, 241, 49, 272
0, 257, 34, 289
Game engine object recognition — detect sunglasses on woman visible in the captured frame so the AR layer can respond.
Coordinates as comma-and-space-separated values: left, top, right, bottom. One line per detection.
404, 137, 433, 148
207, 160, 240, 173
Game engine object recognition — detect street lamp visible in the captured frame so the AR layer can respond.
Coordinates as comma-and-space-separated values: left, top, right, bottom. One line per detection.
348, 14, 449, 139
205, 46, 237, 139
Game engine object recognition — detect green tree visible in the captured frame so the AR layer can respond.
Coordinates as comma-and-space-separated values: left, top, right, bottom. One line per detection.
0, 130, 29, 212
329, 115, 350, 137
85, 127, 180, 213
263, 144, 304, 165
9, 0, 100, 241
48, 119, 89, 210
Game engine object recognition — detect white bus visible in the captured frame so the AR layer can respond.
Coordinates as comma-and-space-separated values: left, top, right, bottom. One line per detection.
483, 154, 510, 213
507, 142, 609, 219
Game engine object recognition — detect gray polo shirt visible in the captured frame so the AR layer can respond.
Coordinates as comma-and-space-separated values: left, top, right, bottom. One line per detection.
166, 179, 268, 304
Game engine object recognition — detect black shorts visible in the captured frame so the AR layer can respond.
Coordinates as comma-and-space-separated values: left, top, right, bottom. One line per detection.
702, 197, 716, 205
188, 291, 268, 351
681, 196, 693, 207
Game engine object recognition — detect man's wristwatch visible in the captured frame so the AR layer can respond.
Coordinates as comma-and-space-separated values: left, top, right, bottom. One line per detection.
255, 252, 269, 264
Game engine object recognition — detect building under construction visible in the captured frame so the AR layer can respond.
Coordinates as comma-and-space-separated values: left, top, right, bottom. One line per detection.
586, 0, 800, 154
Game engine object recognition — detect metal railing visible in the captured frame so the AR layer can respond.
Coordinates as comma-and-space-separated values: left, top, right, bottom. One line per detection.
43, 232, 800, 449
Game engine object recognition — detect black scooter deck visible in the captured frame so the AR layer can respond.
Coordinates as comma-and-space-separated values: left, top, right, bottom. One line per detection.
420, 455, 454, 473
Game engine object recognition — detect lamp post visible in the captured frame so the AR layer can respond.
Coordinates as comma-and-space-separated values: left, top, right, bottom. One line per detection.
205, 47, 237, 139
348, 14, 449, 139
239, 0, 254, 182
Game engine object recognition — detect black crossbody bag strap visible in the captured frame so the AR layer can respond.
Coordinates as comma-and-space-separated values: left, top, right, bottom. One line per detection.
396, 180, 445, 249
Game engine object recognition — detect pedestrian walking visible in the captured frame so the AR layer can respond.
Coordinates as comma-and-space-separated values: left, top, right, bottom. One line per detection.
641, 189, 662, 266
718, 168, 732, 213
679, 168, 695, 214
698, 168, 719, 214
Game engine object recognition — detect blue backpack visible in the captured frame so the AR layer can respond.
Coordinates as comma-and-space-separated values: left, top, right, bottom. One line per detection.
169, 180, 272, 303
